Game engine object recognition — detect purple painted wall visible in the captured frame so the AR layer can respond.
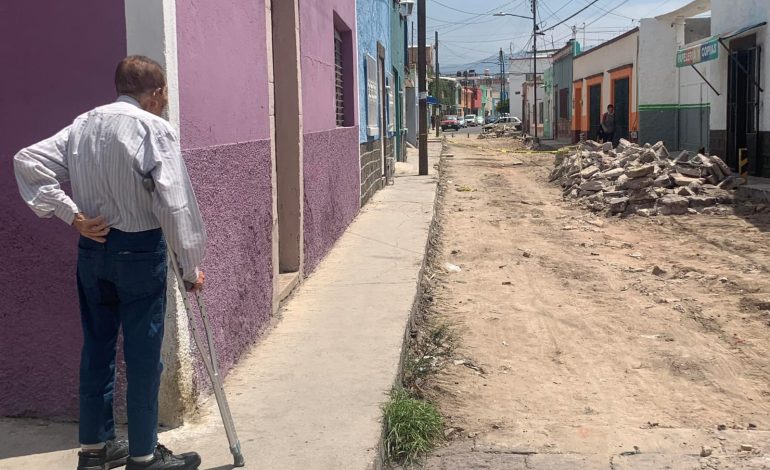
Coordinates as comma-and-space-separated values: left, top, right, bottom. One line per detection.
176, 0, 270, 149
184, 142, 274, 371
175, 0, 274, 377
299, 0, 361, 272
0, 1, 126, 418
303, 127, 361, 271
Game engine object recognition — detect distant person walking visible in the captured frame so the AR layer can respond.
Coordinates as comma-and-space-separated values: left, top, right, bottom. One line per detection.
600, 104, 616, 145
14, 56, 206, 470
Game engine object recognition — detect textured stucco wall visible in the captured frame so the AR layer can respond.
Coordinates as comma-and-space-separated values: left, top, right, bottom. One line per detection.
299, 0, 360, 273
176, 0, 270, 148
357, 0, 393, 143
184, 141, 274, 376
303, 127, 361, 272
0, 1, 126, 418
175, 0, 274, 379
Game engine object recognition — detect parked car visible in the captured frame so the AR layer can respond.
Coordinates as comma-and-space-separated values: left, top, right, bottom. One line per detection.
483, 116, 522, 131
485, 116, 498, 124
457, 117, 466, 128
441, 115, 461, 131
464, 114, 477, 127
476, 116, 485, 125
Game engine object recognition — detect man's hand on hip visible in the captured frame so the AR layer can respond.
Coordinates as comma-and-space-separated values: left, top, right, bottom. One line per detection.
73, 214, 110, 243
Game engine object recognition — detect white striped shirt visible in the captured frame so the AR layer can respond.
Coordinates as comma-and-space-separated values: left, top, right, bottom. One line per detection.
14, 96, 206, 282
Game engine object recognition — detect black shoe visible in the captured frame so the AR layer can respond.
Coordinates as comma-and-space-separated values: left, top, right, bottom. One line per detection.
125, 444, 201, 470
77, 439, 130, 470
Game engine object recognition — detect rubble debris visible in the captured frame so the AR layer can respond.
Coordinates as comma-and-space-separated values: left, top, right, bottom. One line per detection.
740, 444, 754, 452
700, 446, 713, 457
549, 139, 737, 216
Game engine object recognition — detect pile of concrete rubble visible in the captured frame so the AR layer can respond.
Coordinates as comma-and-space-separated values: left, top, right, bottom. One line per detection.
549, 139, 739, 216
479, 124, 520, 139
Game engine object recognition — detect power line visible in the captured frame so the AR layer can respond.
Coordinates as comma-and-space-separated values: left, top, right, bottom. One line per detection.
539, 0, 572, 24
540, 0, 601, 32
434, 0, 524, 36
589, 0, 637, 21
442, 32, 533, 44
428, 15, 500, 27
430, 0, 488, 16
584, 0, 631, 27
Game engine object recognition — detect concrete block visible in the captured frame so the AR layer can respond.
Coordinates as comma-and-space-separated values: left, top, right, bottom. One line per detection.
625, 164, 655, 179
658, 195, 689, 215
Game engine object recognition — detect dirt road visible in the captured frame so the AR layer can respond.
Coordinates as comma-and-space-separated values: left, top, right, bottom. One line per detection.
421, 139, 770, 469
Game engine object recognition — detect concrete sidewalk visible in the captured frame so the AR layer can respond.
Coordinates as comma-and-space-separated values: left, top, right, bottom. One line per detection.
0, 142, 441, 470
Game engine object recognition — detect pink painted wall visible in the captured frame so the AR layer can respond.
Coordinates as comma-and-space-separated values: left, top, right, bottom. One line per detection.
175, 0, 274, 379
176, 0, 270, 149
0, 1, 127, 418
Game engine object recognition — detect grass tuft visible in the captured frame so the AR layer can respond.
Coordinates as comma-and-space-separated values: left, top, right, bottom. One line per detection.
382, 388, 444, 465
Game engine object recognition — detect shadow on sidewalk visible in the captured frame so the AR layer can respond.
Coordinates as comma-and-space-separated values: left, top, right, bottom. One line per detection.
0, 417, 78, 460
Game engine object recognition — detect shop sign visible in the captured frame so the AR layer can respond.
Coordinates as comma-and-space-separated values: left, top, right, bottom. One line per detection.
677, 38, 719, 67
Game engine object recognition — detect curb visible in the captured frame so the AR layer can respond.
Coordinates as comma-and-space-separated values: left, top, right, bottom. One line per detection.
369, 141, 447, 470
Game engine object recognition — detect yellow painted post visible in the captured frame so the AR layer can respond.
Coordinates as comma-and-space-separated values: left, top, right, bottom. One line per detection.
739, 148, 749, 184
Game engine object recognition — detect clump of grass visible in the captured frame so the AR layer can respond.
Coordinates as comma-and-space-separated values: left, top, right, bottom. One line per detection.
382, 388, 444, 465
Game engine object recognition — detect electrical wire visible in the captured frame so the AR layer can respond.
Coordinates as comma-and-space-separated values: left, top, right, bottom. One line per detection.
435, 0, 528, 36
540, 0, 601, 32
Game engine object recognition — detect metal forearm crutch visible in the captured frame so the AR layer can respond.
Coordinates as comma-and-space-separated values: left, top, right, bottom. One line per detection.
169, 253, 245, 467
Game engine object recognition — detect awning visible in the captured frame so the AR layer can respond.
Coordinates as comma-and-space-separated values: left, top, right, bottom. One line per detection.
720, 21, 768, 41
675, 21, 767, 68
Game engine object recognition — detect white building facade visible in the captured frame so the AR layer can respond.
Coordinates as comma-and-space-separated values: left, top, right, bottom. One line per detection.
706, 0, 769, 175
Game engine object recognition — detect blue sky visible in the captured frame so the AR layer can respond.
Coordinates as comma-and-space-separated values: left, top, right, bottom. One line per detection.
424, 0, 700, 70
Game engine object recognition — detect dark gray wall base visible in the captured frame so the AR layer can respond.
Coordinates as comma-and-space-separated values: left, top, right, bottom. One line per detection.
360, 140, 384, 206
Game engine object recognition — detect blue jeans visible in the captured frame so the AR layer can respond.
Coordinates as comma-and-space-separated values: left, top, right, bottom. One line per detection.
77, 228, 167, 457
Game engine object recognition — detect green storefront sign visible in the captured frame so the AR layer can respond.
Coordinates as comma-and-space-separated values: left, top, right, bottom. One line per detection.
676, 37, 719, 67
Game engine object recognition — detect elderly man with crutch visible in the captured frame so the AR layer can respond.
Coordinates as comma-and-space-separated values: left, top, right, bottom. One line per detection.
13, 56, 231, 470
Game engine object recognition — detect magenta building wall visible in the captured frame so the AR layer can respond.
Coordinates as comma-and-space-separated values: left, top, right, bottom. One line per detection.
175, 0, 274, 378
0, 1, 127, 419
299, 0, 361, 272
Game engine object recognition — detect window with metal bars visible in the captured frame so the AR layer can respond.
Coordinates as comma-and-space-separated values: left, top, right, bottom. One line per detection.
335, 30, 345, 127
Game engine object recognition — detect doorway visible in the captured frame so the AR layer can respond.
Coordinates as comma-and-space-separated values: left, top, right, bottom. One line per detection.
588, 84, 602, 141
573, 83, 582, 141
613, 77, 630, 143
378, 45, 387, 179
271, 0, 302, 300
727, 35, 761, 174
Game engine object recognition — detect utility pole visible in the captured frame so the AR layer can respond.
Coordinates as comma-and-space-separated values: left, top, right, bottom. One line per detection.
499, 49, 504, 115
418, 0, 428, 175
532, 0, 538, 142
435, 30, 440, 138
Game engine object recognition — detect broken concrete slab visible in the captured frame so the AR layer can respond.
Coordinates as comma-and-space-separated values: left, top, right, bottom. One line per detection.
625, 164, 655, 179
658, 195, 689, 215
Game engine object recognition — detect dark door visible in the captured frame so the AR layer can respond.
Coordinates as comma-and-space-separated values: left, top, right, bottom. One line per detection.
613, 78, 630, 143
727, 37, 761, 174
588, 84, 601, 141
